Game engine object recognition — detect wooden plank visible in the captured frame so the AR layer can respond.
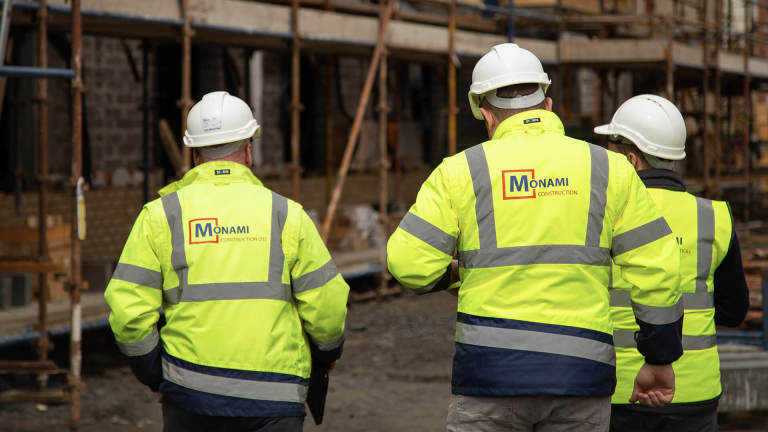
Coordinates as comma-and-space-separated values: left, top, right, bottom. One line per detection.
0, 225, 71, 244
513, 0, 602, 14
24, 0, 768, 73
0, 292, 108, 341
560, 39, 666, 63
0, 360, 62, 374
158, 119, 184, 178
48, 0, 180, 22
0, 389, 70, 404
194, 0, 291, 36
0, 261, 67, 274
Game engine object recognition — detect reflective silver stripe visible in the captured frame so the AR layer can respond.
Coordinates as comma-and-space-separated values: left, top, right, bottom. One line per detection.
631, 297, 683, 325
459, 245, 611, 268
610, 289, 630, 307
612, 329, 636, 348
455, 322, 615, 366
612, 217, 672, 256
117, 326, 159, 357
313, 335, 345, 351
608, 260, 614, 289
614, 330, 716, 350
162, 358, 308, 403
162, 192, 188, 294
695, 197, 714, 293
293, 259, 340, 294
585, 145, 609, 247
466, 145, 497, 249
160, 191, 289, 303
398, 212, 457, 256
112, 262, 163, 290
270, 193, 288, 286
163, 282, 292, 304
684, 291, 714, 310
612, 290, 714, 311
684, 334, 717, 350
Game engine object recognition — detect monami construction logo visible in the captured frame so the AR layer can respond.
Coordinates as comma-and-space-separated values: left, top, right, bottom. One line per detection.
188, 218, 265, 244
501, 169, 577, 199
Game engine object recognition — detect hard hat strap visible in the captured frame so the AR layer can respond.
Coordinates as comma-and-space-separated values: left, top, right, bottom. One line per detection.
484, 87, 545, 110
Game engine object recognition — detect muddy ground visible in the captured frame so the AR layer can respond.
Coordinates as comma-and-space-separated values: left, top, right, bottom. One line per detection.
1, 290, 767, 431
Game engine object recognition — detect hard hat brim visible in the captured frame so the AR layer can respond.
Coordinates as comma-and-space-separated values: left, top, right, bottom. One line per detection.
184, 119, 260, 147
593, 124, 613, 135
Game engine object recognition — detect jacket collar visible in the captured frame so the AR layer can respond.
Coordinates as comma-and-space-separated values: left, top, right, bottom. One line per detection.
158, 161, 263, 197
492, 110, 565, 140
637, 168, 686, 192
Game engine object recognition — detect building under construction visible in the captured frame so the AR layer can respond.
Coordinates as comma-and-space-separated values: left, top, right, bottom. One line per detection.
1, 0, 768, 429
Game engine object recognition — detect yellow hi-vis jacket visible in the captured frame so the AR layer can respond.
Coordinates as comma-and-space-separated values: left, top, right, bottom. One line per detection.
387, 110, 683, 397
611, 176, 732, 404
105, 161, 349, 417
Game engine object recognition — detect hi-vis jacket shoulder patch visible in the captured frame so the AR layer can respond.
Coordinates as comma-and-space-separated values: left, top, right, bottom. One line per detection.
501, 169, 577, 200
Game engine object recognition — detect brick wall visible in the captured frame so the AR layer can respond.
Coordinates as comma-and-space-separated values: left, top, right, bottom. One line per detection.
83, 37, 147, 171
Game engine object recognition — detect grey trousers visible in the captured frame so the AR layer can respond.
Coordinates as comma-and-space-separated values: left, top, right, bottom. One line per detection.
446, 394, 611, 432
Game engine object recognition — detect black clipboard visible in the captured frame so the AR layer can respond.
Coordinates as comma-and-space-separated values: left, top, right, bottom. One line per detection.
306, 361, 329, 425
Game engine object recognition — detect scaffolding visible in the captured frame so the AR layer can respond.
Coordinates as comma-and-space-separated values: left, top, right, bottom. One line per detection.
0, 0, 83, 429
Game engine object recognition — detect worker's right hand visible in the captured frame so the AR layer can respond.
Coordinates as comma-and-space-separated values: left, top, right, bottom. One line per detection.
327, 361, 338, 374
629, 362, 675, 407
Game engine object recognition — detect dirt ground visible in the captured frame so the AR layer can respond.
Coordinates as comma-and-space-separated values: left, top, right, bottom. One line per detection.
1, 291, 767, 431
0, 291, 457, 431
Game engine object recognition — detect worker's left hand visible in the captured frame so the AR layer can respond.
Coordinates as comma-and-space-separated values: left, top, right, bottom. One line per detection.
629, 362, 675, 407
443, 259, 460, 297
327, 361, 338, 374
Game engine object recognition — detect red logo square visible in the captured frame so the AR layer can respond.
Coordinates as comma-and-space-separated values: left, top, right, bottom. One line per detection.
189, 218, 219, 244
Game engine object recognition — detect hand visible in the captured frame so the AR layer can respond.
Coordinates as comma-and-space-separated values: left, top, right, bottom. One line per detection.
630, 362, 675, 407
327, 361, 338, 374
450, 259, 459, 284
444, 259, 460, 297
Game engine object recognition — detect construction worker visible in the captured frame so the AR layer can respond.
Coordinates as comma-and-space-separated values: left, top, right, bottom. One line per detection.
387, 43, 684, 431
594, 94, 749, 432
104, 91, 349, 432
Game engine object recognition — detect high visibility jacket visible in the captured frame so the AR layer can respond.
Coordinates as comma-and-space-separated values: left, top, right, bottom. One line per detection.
105, 161, 349, 417
387, 110, 683, 397
611, 174, 732, 404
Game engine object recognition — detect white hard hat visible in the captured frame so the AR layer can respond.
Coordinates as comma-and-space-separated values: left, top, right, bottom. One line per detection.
594, 94, 686, 160
183, 91, 260, 147
468, 43, 551, 120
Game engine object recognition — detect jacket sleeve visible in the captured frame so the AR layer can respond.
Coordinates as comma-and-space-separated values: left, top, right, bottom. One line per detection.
290, 209, 350, 365
104, 207, 164, 391
611, 166, 683, 365
714, 232, 750, 326
387, 161, 458, 294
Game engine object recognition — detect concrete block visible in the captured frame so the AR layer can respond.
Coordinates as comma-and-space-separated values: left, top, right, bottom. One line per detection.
719, 345, 768, 412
